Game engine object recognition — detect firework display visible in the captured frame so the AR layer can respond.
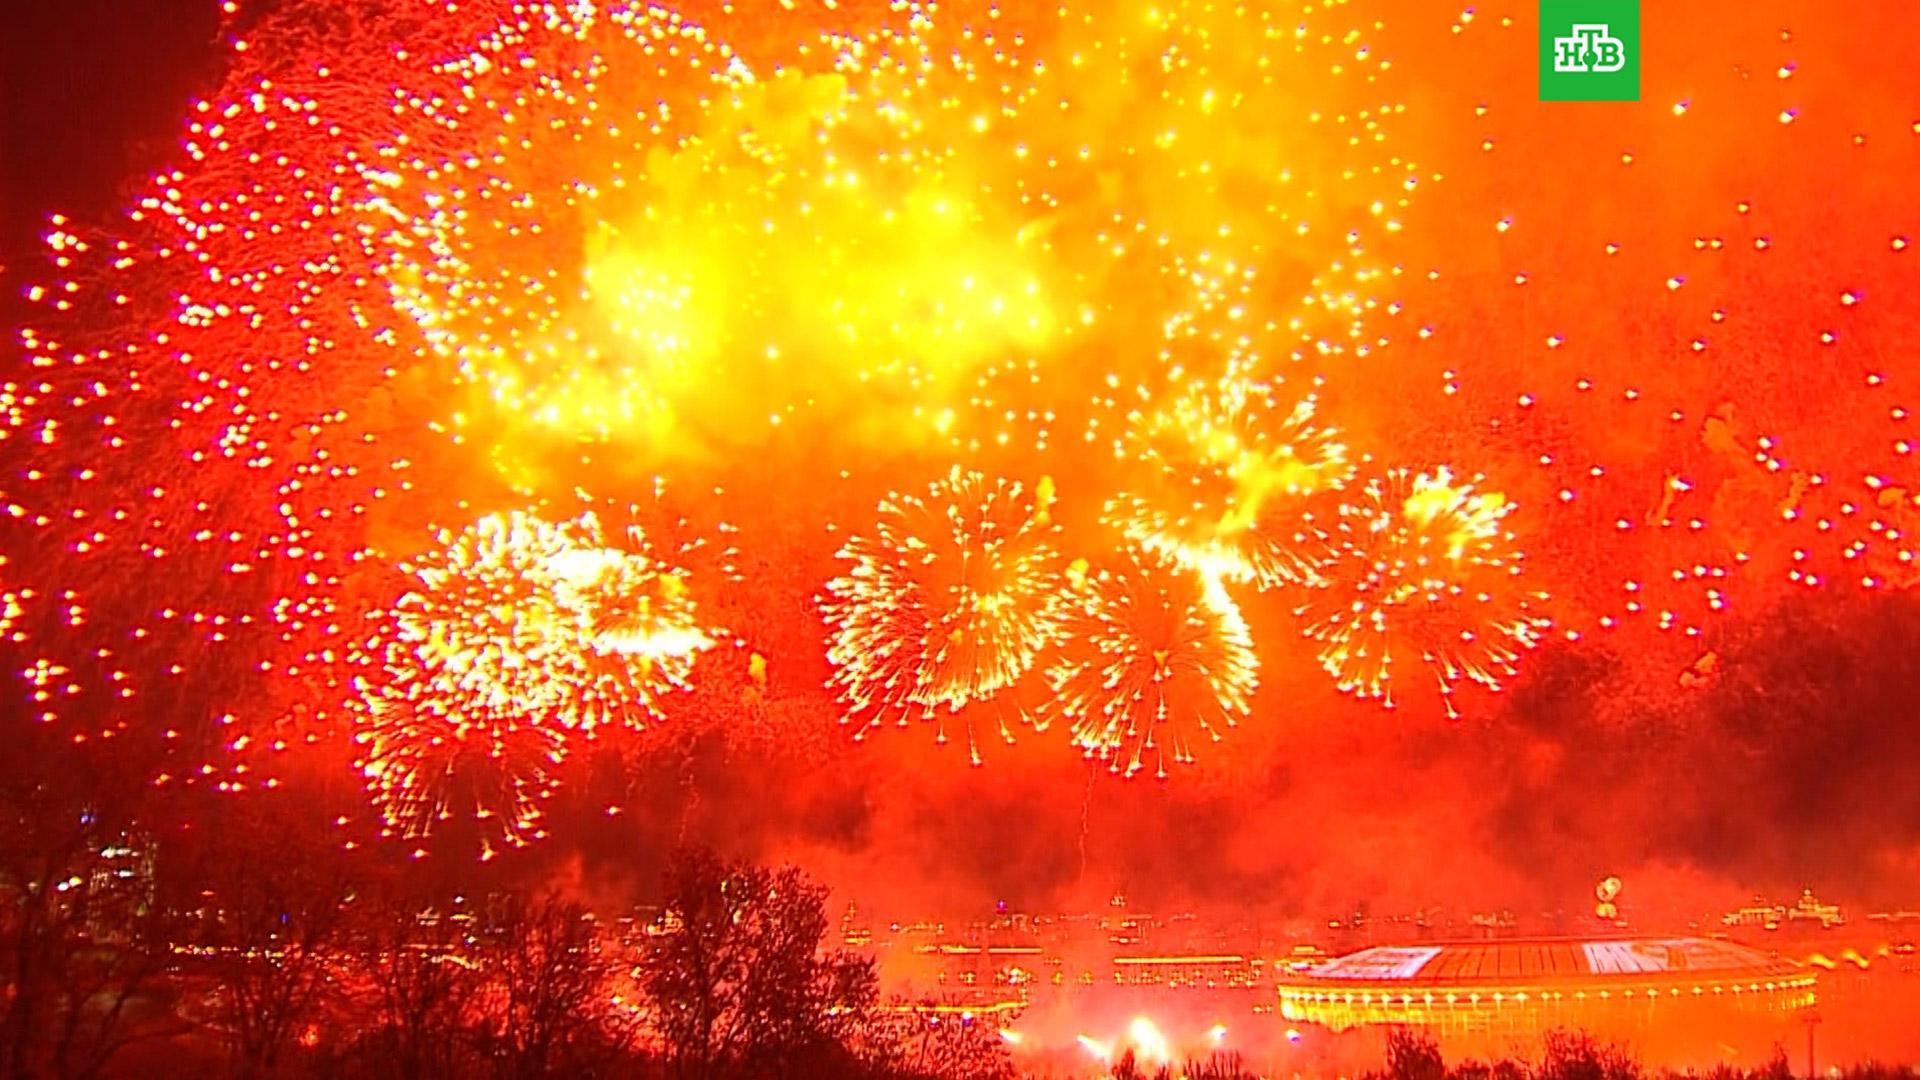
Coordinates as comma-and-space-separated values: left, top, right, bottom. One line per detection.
348, 510, 710, 837
1292, 468, 1549, 718
822, 467, 1068, 761
354, 692, 566, 852
546, 540, 714, 665
1106, 385, 1354, 589
1048, 551, 1258, 779
2, 0, 1914, 859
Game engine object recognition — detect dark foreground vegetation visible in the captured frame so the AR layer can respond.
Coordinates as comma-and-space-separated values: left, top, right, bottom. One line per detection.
1348, 1030, 1919, 1080
1085, 1030, 1920, 1080
2, 800, 1015, 1080
7, 758, 1917, 1080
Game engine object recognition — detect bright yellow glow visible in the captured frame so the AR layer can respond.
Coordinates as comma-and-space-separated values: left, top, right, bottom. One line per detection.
1128, 1016, 1172, 1063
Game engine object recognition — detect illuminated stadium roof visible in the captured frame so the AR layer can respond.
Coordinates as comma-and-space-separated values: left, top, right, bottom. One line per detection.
1276, 938, 1816, 1031
1299, 938, 1799, 988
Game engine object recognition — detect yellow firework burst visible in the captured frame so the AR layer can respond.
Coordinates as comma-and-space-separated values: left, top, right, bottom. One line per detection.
348, 510, 711, 840
1048, 550, 1258, 779
1292, 468, 1550, 717
822, 468, 1069, 762
1107, 384, 1353, 588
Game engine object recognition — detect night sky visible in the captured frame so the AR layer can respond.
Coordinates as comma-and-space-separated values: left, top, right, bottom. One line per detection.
2, 0, 221, 329
4, 0, 1919, 930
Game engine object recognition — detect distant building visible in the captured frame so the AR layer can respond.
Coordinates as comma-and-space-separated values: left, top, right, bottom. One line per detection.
1787, 888, 1844, 927
842, 902, 872, 947
1722, 888, 1845, 931
85, 830, 156, 941
1277, 937, 1816, 1035
1469, 909, 1518, 933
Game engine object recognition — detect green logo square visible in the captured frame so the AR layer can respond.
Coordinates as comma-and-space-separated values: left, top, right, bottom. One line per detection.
1539, 0, 1641, 101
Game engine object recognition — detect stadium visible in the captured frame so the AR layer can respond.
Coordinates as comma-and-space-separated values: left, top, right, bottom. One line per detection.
1276, 938, 1818, 1035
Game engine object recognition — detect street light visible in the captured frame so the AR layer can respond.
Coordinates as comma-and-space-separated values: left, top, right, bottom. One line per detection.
1802, 1010, 1822, 1080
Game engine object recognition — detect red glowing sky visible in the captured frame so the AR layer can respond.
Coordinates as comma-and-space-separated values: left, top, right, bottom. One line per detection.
1, 0, 1918, 922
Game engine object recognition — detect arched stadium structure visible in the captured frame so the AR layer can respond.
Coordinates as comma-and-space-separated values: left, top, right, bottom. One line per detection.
1277, 937, 1817, 1036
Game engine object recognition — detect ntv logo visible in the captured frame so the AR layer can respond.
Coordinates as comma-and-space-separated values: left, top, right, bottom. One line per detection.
1538, 2, 1640, 101
1553, 24, 1627, 74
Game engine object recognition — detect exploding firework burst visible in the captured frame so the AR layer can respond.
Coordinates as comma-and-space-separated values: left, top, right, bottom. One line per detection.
1292, 467, 1549, 717
353, 691, 567, 851
362, 510, 709, 735
1048, 550, 1258, 779
20, 0, 1829, 841
347, 510, 710, 839
548, 539, 714, 668
1107, 384, 1354, 588
0, 0, 1418, 815
821, 468, 1069, 761
369, 7, 1059, 458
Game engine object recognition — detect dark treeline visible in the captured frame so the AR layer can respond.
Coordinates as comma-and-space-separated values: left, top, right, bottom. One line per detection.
1353, 1030, 1919, 1080
1104, 1050, 1261, 1080
0, 732, 1014, 1080
1089, 1031, 1920, 1080
0, 836, 1016, 1080
7, 732, 1917, 1080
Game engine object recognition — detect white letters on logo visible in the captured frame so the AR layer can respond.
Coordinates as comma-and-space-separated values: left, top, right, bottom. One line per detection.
1552, 23, 1627, 73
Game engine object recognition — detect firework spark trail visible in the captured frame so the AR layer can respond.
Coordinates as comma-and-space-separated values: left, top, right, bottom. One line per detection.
1106, 385, 1354, 589
1048, 549, 1258, 779
354, 690, 567, 853
1077, 760, 1096, 882
822, 467, 1068, 764
1292, 467, 1549, 718
347, 509, 711, 839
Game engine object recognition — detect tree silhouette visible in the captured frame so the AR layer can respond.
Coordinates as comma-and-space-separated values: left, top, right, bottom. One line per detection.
343, 893, 486, 1080
468, 894, 635, 1080
0, 730, 186, 1080
640, 848, 878, 1080
1537, 1031, 1642, 1080
190, 853, 354, 1079
1384, 1027, 1448, 1080
863, 1005, 1016, 1080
